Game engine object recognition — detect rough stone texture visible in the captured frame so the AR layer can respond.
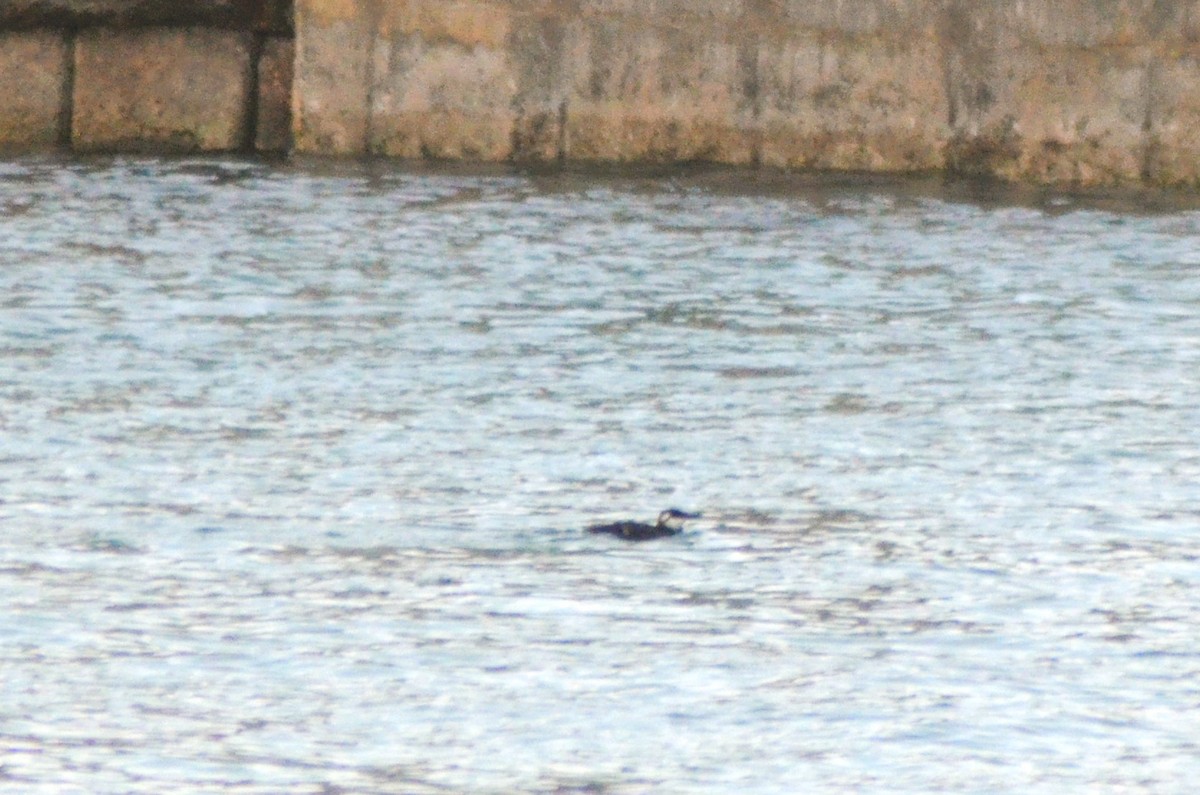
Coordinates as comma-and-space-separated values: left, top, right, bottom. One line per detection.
1146, 53, 1200, 187
369, 28, 518, 160
287, 0, 1200, 186
0, 31, 68, 150
559, 15, 758, 165
292, 2, 374, 154
0, 0, 292, 33
255, 36, 293, 152
754, 33, 947, 171
939, 2, 1153, 184
73, 28, 253, 153
294, 0, 522, 158
292, 0, 948, 169
295, 0, 948, 169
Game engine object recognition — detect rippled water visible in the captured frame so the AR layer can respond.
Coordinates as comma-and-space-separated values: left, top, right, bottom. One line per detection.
2, 157, 1200, 792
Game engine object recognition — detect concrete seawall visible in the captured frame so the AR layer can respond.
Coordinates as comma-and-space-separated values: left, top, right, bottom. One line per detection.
5, 1, 1200, 187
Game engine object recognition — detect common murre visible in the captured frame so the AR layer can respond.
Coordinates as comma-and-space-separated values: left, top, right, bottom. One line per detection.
585, 509, 701, 541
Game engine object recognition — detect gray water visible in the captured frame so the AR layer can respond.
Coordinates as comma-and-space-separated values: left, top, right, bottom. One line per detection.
2, 158, 1199, 793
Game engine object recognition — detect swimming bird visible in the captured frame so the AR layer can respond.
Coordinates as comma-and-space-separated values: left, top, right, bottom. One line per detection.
585, 508, 701, 541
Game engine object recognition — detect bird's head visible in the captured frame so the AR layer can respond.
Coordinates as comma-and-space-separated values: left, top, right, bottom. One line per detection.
657, 508, 702, 531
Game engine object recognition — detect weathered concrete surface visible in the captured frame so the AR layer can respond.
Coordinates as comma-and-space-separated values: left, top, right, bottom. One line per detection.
294, 0, 949, 168
753, 32, 947, 171
0, 0, 292, 33
0, 30, 68, 150
292, 0, 1200, 187
291, 2, 373, 154
557, 3, 948, 170
1147, 56, 1200, 186
256, 36, 294, 152
370, 3, 519, 161
556, 13, 757, 165
73, 28, 253, 152
939, 2, 1153, 185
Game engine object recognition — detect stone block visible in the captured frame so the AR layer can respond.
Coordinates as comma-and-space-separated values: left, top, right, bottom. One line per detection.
755, 33, 948, 171
1144, 50, 1200, 187
555, 2, 946, 169
0, 31, 67, 150
255, 36, 293, 152
562, 16, 757, 164
293, 0, 374, 154
507, 11, 573, 162
944, 38, 1151, 184
73, 28, 253, 153
368, 32, 517, 160
296, 0, 521, 159
370, 0, 525, 160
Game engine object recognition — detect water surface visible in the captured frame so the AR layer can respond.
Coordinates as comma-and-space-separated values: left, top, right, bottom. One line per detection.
2, 158, 1199, 792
